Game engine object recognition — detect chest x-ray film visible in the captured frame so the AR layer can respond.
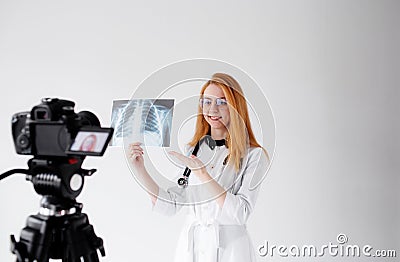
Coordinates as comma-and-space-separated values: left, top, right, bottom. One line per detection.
110, 99, 174, 147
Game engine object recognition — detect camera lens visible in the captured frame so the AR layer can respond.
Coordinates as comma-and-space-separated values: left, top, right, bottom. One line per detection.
78, 111, 100, 127
177, 177, 188, 188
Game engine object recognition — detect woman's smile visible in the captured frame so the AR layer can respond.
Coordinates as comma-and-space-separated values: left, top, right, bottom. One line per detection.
208, 115, 222, 121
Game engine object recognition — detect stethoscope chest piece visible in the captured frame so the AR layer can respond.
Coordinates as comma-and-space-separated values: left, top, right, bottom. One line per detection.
177, 176, 188, 188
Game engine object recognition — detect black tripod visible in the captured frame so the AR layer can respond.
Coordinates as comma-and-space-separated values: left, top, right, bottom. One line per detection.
10, 196, 105, 262
1, 157, 106, 262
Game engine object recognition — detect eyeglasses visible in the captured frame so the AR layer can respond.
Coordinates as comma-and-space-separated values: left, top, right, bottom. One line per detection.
199, 97, 228, 108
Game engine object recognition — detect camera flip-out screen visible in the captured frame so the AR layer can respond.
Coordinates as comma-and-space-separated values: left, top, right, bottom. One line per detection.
67, 128, 113, 156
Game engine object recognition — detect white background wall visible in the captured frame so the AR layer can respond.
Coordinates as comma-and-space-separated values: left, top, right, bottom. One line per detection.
0, 0, 399, 261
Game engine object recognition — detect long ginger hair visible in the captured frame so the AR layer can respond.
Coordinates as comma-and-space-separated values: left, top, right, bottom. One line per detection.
189, 73, 267, 171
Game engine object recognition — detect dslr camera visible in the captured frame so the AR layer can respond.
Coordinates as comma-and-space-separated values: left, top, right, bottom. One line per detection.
12, 97, 111, 158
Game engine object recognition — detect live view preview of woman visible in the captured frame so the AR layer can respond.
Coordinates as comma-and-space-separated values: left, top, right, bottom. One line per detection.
129, 73, 270, 262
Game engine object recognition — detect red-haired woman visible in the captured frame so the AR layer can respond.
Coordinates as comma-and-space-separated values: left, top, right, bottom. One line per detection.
130, 73, 269, 262
79, 134, 97, 152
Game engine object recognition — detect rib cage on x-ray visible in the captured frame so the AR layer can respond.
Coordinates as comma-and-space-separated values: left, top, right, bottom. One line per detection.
112, 100, 172, 146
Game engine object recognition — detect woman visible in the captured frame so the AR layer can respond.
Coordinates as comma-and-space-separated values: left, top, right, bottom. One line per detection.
129, 73, 269, 262
79, 134, 97, 152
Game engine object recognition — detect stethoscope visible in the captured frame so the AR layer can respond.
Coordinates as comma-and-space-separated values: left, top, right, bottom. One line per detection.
177, 133, 228, 188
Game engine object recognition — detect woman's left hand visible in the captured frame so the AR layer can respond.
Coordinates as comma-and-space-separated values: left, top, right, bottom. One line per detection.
168, 151, 207, 177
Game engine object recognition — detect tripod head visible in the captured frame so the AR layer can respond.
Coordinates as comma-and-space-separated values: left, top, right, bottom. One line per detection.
26, 156, 93, 200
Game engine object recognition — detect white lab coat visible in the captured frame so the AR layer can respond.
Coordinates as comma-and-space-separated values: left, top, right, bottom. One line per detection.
152, 142, 269, 262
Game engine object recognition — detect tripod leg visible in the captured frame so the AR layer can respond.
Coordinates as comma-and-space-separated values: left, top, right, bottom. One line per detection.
82, 252, 100, 262
60, 213, 105, 262
10, 235, 25, 262
11, 215, 52, 262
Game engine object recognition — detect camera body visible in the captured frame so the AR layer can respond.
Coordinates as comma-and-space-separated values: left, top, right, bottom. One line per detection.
12, 98, 102, 157
10, 97, 113, 200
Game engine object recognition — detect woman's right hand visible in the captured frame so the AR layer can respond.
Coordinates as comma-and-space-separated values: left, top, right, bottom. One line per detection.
129, 142, 145, 171
128, 142, 159, 204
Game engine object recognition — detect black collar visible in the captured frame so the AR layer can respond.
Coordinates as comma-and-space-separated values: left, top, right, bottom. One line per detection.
204, 129, 226, 149
215, 139, 226, 147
